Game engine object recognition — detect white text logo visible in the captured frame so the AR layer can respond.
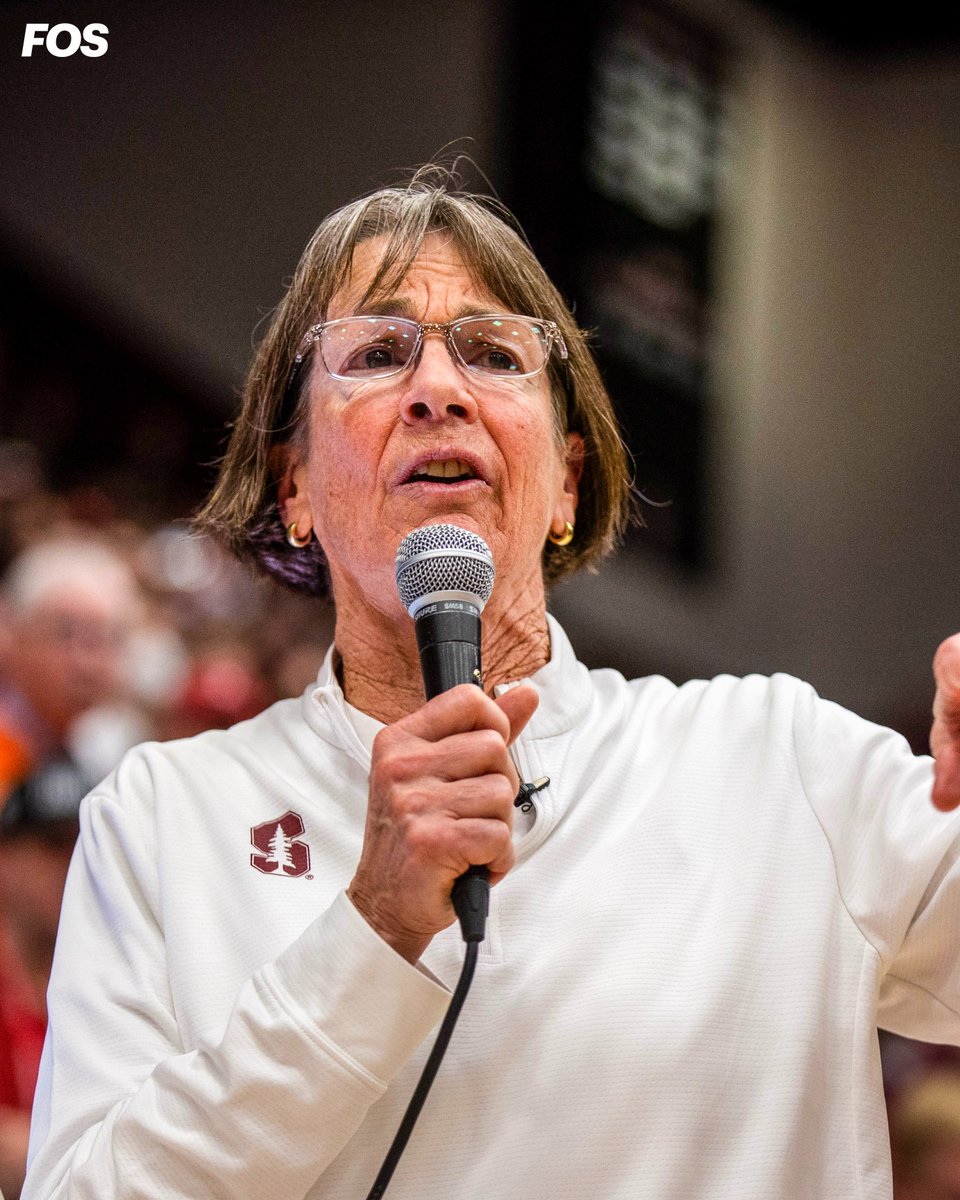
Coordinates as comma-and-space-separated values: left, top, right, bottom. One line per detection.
21, 23, 109, 57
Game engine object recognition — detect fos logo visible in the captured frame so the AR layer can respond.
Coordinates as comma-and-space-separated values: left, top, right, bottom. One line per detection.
250, 811, 311, 878
21, 23, 109, 57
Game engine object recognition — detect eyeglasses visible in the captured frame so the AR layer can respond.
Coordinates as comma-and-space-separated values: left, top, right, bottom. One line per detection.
287, 313, 567, 395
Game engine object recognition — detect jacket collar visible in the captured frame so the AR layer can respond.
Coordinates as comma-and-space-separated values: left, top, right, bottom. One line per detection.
303, 612, 593, 766
494, 613, 593, 740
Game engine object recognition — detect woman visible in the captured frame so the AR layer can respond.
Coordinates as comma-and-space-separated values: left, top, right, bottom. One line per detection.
23, 168, 960, 1199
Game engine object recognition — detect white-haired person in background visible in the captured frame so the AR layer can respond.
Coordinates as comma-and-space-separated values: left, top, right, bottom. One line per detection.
0, 537, 143, 1200
0, 538, 144, 804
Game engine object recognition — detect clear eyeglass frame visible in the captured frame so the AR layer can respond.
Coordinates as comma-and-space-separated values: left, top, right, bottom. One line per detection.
289, 312, 568, 388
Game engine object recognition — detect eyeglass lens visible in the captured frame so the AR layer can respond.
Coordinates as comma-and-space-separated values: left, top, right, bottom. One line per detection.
319, 316, 551, 380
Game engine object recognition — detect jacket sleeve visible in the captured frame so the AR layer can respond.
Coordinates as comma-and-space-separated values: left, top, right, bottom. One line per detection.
22, 775, 451, 1199
791, 678, 960, 1043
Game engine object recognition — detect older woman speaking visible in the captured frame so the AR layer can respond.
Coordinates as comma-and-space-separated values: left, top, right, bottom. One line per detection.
23, 169, 960, 1200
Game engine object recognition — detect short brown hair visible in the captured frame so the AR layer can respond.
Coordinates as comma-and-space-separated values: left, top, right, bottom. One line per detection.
195, 165, 632, 596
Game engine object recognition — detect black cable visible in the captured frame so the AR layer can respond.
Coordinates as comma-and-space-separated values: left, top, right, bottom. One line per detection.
362, 780, 540, 1195
362, 937, 480, 1200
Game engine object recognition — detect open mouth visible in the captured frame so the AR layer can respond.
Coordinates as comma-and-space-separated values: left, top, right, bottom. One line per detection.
406, 458, 479, 484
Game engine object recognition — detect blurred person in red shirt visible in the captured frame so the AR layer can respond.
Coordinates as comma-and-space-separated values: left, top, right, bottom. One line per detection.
0, 538, 141, 803
0, 758, 85, 1200
162, 637, 274, 741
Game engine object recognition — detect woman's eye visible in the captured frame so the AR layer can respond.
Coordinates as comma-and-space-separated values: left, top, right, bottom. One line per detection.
342, 343, 399, 374
363, 346, 396, 370
473, 344, 521, 373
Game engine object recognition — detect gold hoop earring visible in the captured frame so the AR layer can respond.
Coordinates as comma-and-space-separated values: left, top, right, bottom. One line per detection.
286, 521, 312, 549
548, 521, 575, 547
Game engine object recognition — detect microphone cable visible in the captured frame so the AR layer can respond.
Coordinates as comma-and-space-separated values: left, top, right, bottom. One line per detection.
362, 869, 487, 1200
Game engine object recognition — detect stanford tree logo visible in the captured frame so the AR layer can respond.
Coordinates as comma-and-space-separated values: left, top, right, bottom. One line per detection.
250, 811, 311, 877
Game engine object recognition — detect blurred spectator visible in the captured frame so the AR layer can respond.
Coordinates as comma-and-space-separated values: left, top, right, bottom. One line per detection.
0, 537, 144, 803
162, 632, 274, 740
890, 1069, 960, 1200
0, 443, 44, 575
272, 635, 337, 701
0, 757, 86, 1200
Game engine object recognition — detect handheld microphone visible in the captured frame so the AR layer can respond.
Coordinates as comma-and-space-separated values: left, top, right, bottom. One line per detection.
395, 523, 495, 942
365, 526, 494, 1199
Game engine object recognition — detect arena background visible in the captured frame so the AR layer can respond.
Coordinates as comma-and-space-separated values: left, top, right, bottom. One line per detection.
1, 0, 960, 1189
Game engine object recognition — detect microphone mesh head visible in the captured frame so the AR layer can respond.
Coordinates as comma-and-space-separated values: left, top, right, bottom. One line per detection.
395, 524, 495, 614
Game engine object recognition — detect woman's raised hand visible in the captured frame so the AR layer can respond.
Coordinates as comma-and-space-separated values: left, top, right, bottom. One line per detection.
347, 683, 539, 963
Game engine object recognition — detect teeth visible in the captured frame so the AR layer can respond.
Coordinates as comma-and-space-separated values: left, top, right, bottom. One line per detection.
420, 458, 474, 479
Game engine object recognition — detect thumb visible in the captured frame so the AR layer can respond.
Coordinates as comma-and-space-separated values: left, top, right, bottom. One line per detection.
932, 742, 960, 812
495, 684, 539, 746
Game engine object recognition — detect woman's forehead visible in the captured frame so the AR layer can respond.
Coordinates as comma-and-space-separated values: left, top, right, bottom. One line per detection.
326, 231, 503, 319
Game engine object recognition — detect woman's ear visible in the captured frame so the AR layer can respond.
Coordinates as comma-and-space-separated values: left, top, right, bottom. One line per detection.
269, 443, 312, 535
547, 434, 585, 542
558, 432, 584, 524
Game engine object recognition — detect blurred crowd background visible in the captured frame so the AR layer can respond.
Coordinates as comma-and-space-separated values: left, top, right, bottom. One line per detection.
0, 467, 335, 1198
1, 0, 959, 1196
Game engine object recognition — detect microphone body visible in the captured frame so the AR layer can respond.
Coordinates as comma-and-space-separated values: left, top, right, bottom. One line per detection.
395, 524, 496, 941
412, 600, 482, 700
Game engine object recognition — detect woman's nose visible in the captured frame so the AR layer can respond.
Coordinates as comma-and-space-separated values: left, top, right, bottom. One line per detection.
399, 334, 478, 424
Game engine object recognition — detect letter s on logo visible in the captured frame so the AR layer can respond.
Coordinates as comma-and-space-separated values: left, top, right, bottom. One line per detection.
81, 23, 109, 57
250, 811, 311, 878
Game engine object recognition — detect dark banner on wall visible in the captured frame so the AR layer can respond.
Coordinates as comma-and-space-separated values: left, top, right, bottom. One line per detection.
510, 0, 726, 570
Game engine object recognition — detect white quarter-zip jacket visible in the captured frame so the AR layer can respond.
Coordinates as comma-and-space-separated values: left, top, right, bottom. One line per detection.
22, 616, 960, 1199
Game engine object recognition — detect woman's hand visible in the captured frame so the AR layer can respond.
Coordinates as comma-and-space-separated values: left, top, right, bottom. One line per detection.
347, 683, 539, 963
932, 633, 960, 811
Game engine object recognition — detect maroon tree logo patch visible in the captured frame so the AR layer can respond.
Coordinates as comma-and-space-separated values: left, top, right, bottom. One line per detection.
250, 811, 311, 877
